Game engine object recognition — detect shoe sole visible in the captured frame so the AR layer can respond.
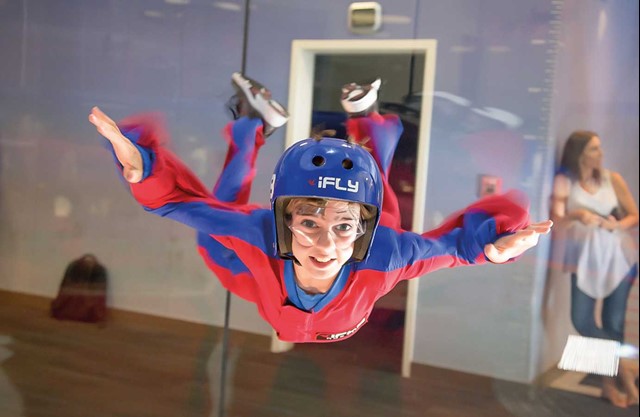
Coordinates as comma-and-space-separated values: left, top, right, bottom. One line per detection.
341, 78, 381, 114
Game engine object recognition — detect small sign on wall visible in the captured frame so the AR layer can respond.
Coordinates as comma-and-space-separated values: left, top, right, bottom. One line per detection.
478, 174, 502, 198
348, 2, 382, 34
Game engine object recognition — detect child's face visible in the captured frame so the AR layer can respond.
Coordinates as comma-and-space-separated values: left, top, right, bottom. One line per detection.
289, 200, 362, 281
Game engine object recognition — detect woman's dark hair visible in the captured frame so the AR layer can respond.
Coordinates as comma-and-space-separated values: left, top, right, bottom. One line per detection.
559, 130, 600, 182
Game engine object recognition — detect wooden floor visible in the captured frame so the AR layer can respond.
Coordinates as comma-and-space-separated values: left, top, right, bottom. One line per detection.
0, 290, 637, 417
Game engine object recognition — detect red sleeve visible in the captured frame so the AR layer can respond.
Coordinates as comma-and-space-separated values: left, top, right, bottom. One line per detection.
117, 113, 259, 213
424, 189, 531, 242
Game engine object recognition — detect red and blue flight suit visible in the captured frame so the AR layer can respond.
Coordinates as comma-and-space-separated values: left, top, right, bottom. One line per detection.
111, 112, 530, 343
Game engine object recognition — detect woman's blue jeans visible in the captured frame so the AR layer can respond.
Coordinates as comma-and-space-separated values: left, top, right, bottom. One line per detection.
570, 264, 638, 343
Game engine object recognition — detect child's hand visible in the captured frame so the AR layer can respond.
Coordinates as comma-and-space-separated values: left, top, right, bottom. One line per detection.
88, 106, 143, 183
484, 220, 553, 263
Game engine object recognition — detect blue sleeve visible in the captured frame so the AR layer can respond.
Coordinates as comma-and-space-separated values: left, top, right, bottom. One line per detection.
365, 210, 498, 278
148, 201, 274, 255
362, 191, 531, 281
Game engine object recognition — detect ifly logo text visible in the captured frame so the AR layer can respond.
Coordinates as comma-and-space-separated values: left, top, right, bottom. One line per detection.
317, 176, 359, 193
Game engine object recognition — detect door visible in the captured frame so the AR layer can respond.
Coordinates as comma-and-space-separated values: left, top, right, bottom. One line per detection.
273, 39, 437, 377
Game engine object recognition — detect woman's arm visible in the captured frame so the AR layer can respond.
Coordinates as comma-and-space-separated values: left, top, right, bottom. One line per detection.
550, 174, 569, 224
550, 174, 602, 226
605, 171, 639, 231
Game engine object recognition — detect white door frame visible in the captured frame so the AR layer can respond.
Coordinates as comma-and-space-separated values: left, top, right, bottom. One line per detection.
274, 39, 437, 378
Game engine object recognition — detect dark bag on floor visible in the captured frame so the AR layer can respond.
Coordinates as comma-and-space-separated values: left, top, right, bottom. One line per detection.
51, 254, 108, 323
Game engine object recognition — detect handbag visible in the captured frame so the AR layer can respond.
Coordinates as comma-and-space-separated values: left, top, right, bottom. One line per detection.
50, 254, 108, 323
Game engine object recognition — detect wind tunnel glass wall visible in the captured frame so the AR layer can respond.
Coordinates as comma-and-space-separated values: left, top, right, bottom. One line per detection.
1, 0, 638, 416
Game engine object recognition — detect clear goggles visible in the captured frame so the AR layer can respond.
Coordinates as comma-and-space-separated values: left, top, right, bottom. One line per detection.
287, 203, 366, 249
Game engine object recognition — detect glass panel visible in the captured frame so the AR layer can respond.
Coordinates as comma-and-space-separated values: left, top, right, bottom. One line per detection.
1, 0, 637, 415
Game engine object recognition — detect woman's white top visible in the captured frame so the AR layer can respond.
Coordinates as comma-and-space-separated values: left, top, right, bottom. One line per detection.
563, 170, 636, 298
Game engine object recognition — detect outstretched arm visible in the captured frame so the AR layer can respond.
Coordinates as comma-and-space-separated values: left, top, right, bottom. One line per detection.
551, 174, 603, 227
368, 190, 553, 284
483, 220, 552, 263
421, 190, 552, 264
88, 106, 271, 251
88, 107, 276, 303
89, 106, 143, 183
607, 171, 639, 231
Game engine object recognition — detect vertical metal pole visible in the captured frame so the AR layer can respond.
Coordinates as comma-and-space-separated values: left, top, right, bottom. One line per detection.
217, 291, 232, 417
218, 2, 251, 417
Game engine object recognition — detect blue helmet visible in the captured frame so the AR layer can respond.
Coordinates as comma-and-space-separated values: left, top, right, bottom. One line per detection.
270, 137, 383, 262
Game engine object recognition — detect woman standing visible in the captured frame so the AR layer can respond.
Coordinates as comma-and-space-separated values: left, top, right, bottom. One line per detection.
551, 130, 639, 407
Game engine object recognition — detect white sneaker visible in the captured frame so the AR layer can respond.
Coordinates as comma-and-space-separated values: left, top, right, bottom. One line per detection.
340, 78, 381, 116
231, 72, 289, 136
